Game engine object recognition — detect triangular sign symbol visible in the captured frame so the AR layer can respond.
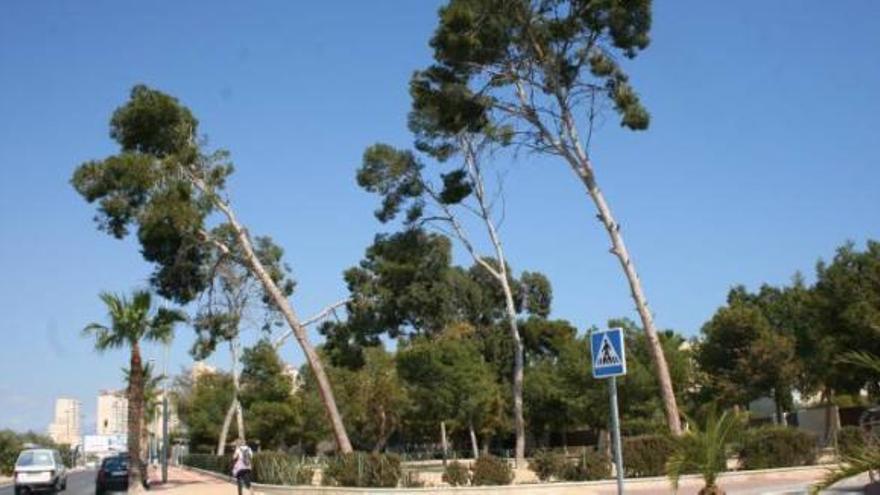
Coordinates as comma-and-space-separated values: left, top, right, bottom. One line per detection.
596, 335, 621, 367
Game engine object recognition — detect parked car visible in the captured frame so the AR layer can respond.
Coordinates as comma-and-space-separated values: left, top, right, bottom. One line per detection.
95, 454, 128, 494
13, 448, 67, 494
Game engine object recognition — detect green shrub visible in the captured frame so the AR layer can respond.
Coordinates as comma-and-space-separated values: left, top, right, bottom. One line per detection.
471, 455, 513, 486
738, 426, 817, 469
443, 460, 470, 486
529, 450, 567, 481
623, 435, 677, 477
561, 449, 611, 481
322, 452, 402, 487
837, 426, 868, 458
0, 430, 23, 475
252, 452, 313, 485
181, 453, 233, 475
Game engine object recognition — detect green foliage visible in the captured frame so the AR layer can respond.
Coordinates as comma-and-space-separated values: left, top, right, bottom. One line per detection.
411, 0, 653, 160
666, 408, 744, 493
321, 452, 402, 487
240, 341, 301, 450
83, 291, 184, 352
181, 453, 233, 475
529, 449, 610, 482
470, 455, 513, 486
529, 449, 567, 481
0, 430, 23, 475
442, 460, 470, 486
811, 447, 880, 493
561, 449, 611, 482
397, 333, 503, 444
252, 452, 314, 485
173, 371, 234, 453
738, 426, 817, 469
837, 426, 868, 458
697, 301, 798, 408
624, 434, 678, 477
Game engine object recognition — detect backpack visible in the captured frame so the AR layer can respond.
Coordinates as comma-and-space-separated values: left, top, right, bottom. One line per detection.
240, 446, 253, 469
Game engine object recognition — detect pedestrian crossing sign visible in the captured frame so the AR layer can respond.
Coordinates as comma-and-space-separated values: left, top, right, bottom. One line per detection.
591, 327, 626, 378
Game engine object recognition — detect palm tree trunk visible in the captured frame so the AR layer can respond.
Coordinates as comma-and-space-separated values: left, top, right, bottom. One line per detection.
128, 342, 146, 493
204, 195, 352, 453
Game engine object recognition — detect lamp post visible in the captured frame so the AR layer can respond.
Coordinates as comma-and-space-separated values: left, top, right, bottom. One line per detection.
161, 343, 169, 483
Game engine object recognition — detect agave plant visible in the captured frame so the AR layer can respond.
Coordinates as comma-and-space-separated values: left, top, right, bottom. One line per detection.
667, 407, 745, 495
811, 448, 880, 493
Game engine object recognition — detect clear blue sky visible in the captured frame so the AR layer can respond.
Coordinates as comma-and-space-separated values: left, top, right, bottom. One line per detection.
1, 1, 877, 433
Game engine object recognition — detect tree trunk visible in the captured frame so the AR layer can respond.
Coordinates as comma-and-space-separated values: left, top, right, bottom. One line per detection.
231, 339, 246, 443
206, 195, 352, 453
217, 399, 236, 455
460, 137, 528, 465
128, 343, 146, 493
562, 131, 682, 436
440, 422, 449, 467
469, 423, 479, 460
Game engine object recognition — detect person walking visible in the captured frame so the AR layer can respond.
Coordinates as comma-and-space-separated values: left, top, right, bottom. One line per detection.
231, 440, 254, 495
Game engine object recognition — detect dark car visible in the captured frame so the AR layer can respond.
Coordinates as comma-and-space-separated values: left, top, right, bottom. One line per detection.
95, 455, 128, 494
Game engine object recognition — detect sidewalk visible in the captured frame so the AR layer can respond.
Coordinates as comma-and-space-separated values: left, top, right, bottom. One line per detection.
150, 465, 248, 494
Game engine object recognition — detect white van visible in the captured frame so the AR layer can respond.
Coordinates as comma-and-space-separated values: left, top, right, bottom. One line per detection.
13, 448, 67, 494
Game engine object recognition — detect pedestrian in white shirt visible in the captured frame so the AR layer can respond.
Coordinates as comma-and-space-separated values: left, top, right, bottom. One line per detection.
231, 439, 254, 495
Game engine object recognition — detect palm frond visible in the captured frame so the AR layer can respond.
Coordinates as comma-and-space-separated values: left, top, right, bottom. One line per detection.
838, 351, 880, 375
811, 448, 880, 493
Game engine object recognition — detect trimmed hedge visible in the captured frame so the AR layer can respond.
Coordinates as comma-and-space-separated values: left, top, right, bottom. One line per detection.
471, 455, 513, 486
321, 452, 402, 487
738, 426, 817, 469
442, 460, 470, 486
182, 453, 312, 485
181, 453, 233, 475
529, 449, 611, 482
623, 435, 678, 477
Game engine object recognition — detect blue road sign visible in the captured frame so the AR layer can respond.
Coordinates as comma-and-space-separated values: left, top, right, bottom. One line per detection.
591, 327, 626, 379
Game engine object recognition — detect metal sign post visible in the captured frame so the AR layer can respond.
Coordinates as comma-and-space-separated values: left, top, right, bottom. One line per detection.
591, 327, 627, 495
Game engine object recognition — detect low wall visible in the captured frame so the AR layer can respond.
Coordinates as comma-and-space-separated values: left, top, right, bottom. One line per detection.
183, 463, 834, 495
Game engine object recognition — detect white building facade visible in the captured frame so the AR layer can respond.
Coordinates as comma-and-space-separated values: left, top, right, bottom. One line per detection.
47, 398, 81, 447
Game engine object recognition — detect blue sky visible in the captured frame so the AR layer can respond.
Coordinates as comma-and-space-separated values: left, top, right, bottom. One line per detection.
0, 1, 877, 433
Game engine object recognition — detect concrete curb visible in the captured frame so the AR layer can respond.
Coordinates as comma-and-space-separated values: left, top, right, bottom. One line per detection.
182, 462, 838, 493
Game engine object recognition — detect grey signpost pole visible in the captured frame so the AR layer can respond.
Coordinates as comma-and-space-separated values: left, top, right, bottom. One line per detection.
609, 375, 624, 494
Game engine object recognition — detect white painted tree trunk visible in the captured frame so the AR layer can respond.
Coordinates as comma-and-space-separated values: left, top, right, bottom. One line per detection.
469, 423, 480, 460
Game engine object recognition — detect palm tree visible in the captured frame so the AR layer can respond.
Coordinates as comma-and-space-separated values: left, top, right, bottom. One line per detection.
812, 449, 880, 493
667, 407, 744, 495
84, 290, 185, 493
123, 363, 165, 463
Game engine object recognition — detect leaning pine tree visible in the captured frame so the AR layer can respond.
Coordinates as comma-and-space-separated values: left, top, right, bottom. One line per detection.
71, 86, 353, 452
411, 0, 682, 434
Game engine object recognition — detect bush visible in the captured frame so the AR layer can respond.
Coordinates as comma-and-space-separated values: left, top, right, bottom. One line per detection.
623, 435, 677, 477
181, 453, 233, 475
443, 460, 470, 486
252, 452, 313, 485
837, 426, 868, 458
471, 455, 513, 486
738, 426, 817, 469
322, 452, 402, 487
529, 450, 567, 481
561, 449, 611, 481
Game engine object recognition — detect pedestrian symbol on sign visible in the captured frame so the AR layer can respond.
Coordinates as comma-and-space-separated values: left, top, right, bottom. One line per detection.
598, 335, 622, 366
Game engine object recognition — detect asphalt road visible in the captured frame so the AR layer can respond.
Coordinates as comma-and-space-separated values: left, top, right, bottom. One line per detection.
0, 470, 97, 495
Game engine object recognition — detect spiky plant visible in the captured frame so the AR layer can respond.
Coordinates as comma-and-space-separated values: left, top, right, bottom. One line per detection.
667, 407, 745, 495
811, 448, 880, 493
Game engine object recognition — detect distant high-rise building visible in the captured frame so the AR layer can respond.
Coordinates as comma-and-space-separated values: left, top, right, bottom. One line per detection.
190, 361, 216, 381
96, 390, 128, 436
47, 398, 81, 447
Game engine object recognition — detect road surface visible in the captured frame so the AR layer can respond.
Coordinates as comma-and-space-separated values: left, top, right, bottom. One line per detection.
0, 470, 97, 495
